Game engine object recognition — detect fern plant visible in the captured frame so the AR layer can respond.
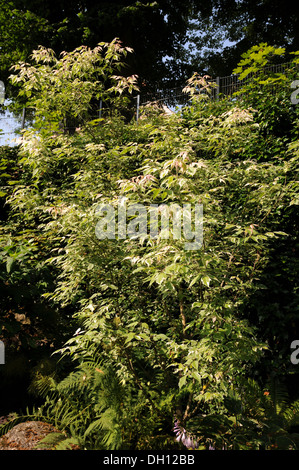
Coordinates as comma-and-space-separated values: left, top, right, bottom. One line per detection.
22, 357, 144, 449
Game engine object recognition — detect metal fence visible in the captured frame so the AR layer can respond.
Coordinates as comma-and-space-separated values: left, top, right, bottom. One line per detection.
216, 61, 295, 97
140, 86, 190, 109
0, 61, 297, 144
137, 61, 297, 115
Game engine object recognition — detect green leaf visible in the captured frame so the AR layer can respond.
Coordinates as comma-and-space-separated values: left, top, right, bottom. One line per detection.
178, 375, 187, 388
6, 257, 14, 273
201, 276, 211, 287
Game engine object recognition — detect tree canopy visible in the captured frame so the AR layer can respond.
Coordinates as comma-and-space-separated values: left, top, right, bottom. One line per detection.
186, 0, 299, 76
2, 0, 299, 94
0, 0, 207, 90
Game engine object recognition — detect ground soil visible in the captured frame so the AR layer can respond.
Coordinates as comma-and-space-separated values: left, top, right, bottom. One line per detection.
0, 419, 64, 450
0, 416, 77, 450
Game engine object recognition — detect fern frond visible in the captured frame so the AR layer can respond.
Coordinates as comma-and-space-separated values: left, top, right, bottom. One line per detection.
36, 432, 80, 450
34, 432, 66, 449
54, 436, 81, 450
95, 407, 123, 450
83, 418, 103, 439
28, 372, 57, 398
0, 415, 27, 437
268, 378, 289, 411
56, 366, 93, 394
0, 406, 46, 437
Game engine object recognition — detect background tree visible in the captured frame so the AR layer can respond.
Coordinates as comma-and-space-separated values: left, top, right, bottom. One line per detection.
2, 0, 299, 94
186, 0, 299, 76
0, 0, 211, 93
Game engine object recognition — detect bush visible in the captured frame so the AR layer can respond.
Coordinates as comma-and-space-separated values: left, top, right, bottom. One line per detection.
1, 41, 299, 450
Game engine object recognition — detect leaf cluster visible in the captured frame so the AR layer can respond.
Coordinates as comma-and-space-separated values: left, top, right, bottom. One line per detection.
1, 42, 299, 449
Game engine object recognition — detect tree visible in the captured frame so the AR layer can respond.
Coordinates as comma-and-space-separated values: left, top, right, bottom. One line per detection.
186, 0, 299, 77
2, 0, 299, 94
0, 1, 50, 86
2, 42, 299, 449
0, 0, 211, 92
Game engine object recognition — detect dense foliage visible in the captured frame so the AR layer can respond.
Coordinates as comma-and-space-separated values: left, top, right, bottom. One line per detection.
2, 0, 299, 92
186, 0, 299, 77
0, 42, 299, 450
0, 0, 210, 91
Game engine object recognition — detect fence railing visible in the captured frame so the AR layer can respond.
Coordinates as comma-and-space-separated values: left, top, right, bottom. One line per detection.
137, 61, 298, 116
0, 61, 297, 144
216, 61, 295, 98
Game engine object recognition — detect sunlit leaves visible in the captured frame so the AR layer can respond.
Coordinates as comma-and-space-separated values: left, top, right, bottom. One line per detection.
4, 40, 299, 449
9, 39, 139, 133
